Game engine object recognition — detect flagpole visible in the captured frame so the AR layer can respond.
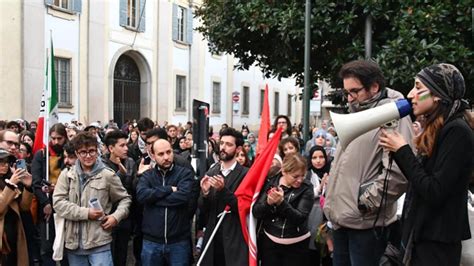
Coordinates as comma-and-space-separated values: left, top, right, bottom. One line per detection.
45, 32, 53, 241
196, 206, 231, 266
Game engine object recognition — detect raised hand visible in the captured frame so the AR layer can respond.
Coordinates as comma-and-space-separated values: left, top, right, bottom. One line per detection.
200, 175, 211, 195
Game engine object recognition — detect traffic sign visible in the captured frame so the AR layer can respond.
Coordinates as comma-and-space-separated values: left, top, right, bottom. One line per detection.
232, 95, 240, 102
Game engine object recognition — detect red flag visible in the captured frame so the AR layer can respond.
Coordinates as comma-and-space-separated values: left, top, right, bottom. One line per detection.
235, 127, 282, 266
256, 84, 271, 155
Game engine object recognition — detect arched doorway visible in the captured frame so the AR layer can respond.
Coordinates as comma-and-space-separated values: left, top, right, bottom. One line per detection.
113, 54, 141, 126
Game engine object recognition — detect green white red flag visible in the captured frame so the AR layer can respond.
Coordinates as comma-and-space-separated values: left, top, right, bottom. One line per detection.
33, 38, 58, 154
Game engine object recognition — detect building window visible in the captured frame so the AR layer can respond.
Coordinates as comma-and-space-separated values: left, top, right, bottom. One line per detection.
177, 6, 185, 42
127, 0, 138, 28
119, 0, 145, 32
242, 86, 249, 115
274, 92, 280, 116
54, 57, 72, 107
212, 82, 221, 114
46, 0, 81, 13
287, 94, 292, 117
53, 0, 69, 9
172, 4, 193, 44
259, 90, 264, 115
175, 75, 186, 111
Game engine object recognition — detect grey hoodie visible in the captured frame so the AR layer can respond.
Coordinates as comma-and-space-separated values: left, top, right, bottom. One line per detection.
53, 158, 131, 251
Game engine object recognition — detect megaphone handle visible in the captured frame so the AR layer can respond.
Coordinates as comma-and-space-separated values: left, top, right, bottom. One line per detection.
382, 120, 399, 132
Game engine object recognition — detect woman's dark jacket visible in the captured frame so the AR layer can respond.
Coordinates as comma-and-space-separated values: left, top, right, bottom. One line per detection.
393, 115, 473, 246
252, 173, 314, 238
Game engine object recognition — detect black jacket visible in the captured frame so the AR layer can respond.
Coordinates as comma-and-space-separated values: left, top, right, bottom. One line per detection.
198, 162, 249, 266
136, 163, 194, 244
393, 115, 473, 245
253, 173, 314, 238
101, 155, 136, 196
102, 155, 136, 230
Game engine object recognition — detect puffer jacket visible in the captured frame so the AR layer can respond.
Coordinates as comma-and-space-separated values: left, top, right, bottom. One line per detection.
253, 173, 314, 238
52, 162, 131, 250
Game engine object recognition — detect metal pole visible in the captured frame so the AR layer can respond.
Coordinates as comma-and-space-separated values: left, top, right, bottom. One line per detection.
197, 207, 231, 266
365, 15, 372, 59
302, 0, 311, 145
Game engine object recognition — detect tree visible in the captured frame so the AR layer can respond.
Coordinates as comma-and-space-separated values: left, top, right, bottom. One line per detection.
195, 0, 473, 104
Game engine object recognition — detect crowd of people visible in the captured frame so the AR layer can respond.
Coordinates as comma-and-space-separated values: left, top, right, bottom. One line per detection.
0, 60, 472, 266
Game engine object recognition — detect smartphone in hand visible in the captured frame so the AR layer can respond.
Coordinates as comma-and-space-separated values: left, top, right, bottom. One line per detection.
143, 156, 151, 165
16, 159, 27, 170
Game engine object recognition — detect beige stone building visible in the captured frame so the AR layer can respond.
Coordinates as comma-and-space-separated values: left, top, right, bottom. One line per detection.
0, 0, 302, 130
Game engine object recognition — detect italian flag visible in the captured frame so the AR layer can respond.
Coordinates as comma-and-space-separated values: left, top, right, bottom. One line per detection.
32, 38, 58, 154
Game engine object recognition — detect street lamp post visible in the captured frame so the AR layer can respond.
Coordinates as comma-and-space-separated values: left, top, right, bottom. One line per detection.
302, 0, 311, 145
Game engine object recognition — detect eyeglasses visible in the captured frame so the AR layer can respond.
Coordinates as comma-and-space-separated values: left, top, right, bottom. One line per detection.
19, 148, 28, 153
77, 149, 98, 158
0, 160, 9, 166
2, 140, 20, 148
343, 87, 365, 99
277, 121, 287, 125
145, 141, 154, 146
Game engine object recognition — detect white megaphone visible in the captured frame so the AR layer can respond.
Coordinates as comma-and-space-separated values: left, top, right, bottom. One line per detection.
330, 99, 412, 149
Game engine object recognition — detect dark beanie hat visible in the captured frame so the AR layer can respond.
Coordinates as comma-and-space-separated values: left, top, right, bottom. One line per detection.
416, 63, 467, 119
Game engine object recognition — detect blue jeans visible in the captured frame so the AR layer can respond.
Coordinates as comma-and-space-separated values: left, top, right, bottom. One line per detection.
333, 227, 389, 266
141, 239, 191, 266
67, 250, 113, 266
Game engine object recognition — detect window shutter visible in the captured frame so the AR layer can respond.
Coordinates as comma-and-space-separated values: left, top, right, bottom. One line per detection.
138, 0, 146, 32
72, 0, 82, 13
186, 8, 193, 44
172, 4, 178, 41
119, 0, 127, 27
45, 0, 53, 6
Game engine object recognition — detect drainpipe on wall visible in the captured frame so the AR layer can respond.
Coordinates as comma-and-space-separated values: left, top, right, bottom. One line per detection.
187, 3, 193, 122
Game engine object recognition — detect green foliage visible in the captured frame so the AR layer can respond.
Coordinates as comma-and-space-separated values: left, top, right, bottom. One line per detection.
196, 0, 474, 103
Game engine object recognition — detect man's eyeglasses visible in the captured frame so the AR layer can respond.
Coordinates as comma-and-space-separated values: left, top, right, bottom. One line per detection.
77, 149, 98, 158
343, 87, 365, 99
2, 140, 20, 148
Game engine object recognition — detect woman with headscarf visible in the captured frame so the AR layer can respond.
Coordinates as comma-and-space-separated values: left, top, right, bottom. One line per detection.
305, 129, 328, 155
305, 145, 331, 265
242, 140, 255, 163
324, 134, 337, 162
379, 63, 473, 265
247, 133, 257, 157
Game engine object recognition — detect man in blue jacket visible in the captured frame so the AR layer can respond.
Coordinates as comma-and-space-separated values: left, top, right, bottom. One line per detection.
136, 138, 194, 266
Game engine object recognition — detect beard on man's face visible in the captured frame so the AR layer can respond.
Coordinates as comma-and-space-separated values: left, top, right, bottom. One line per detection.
51, 144, 64, 155
219, 149, 236, 162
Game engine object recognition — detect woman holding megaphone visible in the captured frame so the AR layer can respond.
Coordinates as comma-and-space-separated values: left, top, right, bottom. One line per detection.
379, 63, 473, 266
